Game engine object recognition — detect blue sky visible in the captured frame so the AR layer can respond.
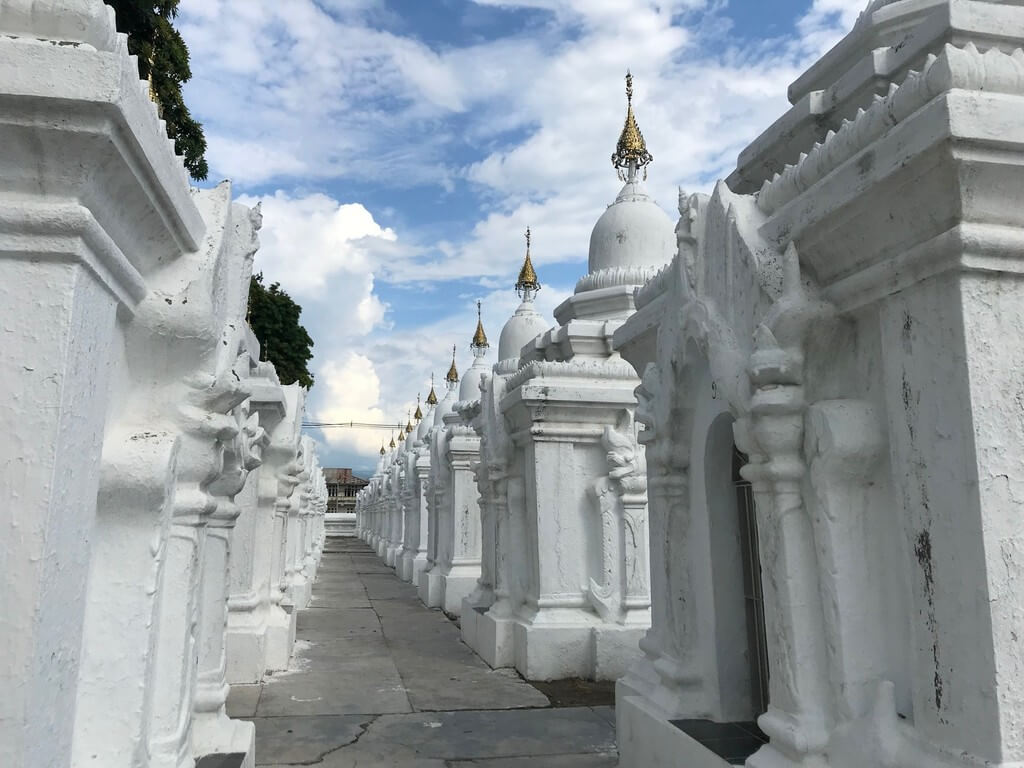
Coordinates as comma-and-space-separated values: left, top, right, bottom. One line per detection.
177, 0, 866, 478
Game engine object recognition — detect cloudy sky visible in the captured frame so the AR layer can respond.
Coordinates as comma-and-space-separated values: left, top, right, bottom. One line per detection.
177, 0, 867, 477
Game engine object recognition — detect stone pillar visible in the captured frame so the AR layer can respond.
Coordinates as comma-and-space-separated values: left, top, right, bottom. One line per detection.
458, 392, 494, 649
469, 363, 522, 669
386, 454, 405, 567
419, 382, 459, 606
418, 433, 447, 606
267, 385, 303, 669
193, 410, 261, 763
741, 320, 834, 761
285, 438, 315, 610
225, 365, 287, 684
438, 419, 483, 616
413, 449, 433, 581
400, 415, 432, 582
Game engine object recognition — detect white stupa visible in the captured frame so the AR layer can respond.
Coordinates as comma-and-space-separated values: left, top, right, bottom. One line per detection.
485, 72, 665, 681
497, 228, 549, 370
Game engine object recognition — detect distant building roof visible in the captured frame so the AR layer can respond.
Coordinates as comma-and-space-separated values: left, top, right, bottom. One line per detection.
323, 468, 369, 486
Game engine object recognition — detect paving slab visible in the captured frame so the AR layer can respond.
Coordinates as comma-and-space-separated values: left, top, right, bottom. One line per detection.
295, 607, 381, 641
361, 573, 421, 600
308, 589, 373, 609
257, 654, 411, 716
448, 754, 619, 767
250, 714, 371, 765
355, 707, 616, 761
373, 599, 547, 711
236, 541, 619, 766
350, 557, 397, 575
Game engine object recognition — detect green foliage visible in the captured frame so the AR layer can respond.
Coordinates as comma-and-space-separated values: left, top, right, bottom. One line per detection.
104, 0, 208, 180
248, 274, 316, 390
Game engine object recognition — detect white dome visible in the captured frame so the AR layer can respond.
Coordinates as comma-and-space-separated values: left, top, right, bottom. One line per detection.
416, 407, 432, 441
498, 300, 548, 362
433, 386, 456, 426
460, 356, 488, 401
588, 181, 674, 275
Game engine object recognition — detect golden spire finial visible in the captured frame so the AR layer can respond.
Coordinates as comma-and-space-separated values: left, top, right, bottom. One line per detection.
445, 344, 459, 384
405, 409, 414, 433
380, 444, 386, 456
471, 300, 489, 351
611, 70, 653, 182
398, 425, 405, 442
426, 373, 438, 405
515, 227, 541, 298
414, 394, 423, 421
389, 432, 396, 449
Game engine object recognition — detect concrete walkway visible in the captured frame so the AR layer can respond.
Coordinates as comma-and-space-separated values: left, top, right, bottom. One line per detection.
227, 539, 619, 767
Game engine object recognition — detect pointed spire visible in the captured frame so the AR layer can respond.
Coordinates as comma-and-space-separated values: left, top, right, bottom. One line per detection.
515, 227, 541, 299
471, 299, 489, 356
414, 394, 423, 421
398, 427, 405, 443
389, 432, 396, 449
380, 444, 386, 456
611, 71, 653, 182
445, 344, 459, 385
405, 409, 415, 434
426, 373, 438, 405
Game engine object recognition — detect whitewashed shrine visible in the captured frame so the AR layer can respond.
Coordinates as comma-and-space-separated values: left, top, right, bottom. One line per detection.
0, 3, 326, 767
480, 79, 670, 681
460, 233, 551, 668
614, 1, 1024, 766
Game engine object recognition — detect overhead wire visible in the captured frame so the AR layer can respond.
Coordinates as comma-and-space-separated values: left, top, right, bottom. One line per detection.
302, 421, 406, 430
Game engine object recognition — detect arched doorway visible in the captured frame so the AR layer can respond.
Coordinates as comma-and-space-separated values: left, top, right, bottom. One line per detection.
704, 413, 769, 722
673, 415, 770, 763
734, 445, 769, 717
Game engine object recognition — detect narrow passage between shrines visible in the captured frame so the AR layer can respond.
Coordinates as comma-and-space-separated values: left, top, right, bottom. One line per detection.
226, 539, 619, 767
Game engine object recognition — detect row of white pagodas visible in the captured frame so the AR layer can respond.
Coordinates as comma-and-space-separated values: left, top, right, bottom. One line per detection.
463, 74, 672, 681
358, 74, 672, 684
356, 323, 489, 618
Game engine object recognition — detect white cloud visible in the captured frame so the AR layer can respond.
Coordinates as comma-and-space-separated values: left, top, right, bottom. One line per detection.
315, 354, 393, 456
240, 191, 396, 305
305, 279, 572, 468
178, 0, 865, 471
798, 0, 871, 56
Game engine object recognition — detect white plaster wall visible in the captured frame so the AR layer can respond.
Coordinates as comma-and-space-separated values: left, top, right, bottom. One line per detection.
0, 261, 119, 768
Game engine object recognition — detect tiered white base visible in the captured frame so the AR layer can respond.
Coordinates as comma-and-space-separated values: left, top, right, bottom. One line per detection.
225, 620, 267, 685
287, 579, 311, 610
511, 608, 646, 681
417, 566, 443, 607
617, 693, 729, 768
440, 565, 480, 616
398, 551, 415, 581
192, 713, 256, 768
459, 591, 493, 650
400, 551, 430, 584
264, 605, 296, 672
474, 609, 516, 668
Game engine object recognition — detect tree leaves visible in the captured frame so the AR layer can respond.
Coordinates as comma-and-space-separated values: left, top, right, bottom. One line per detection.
104, 0, 209, 180
248, 274, 316, 390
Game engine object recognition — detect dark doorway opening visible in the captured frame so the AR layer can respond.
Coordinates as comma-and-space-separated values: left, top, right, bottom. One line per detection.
734, 446, 769, 717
